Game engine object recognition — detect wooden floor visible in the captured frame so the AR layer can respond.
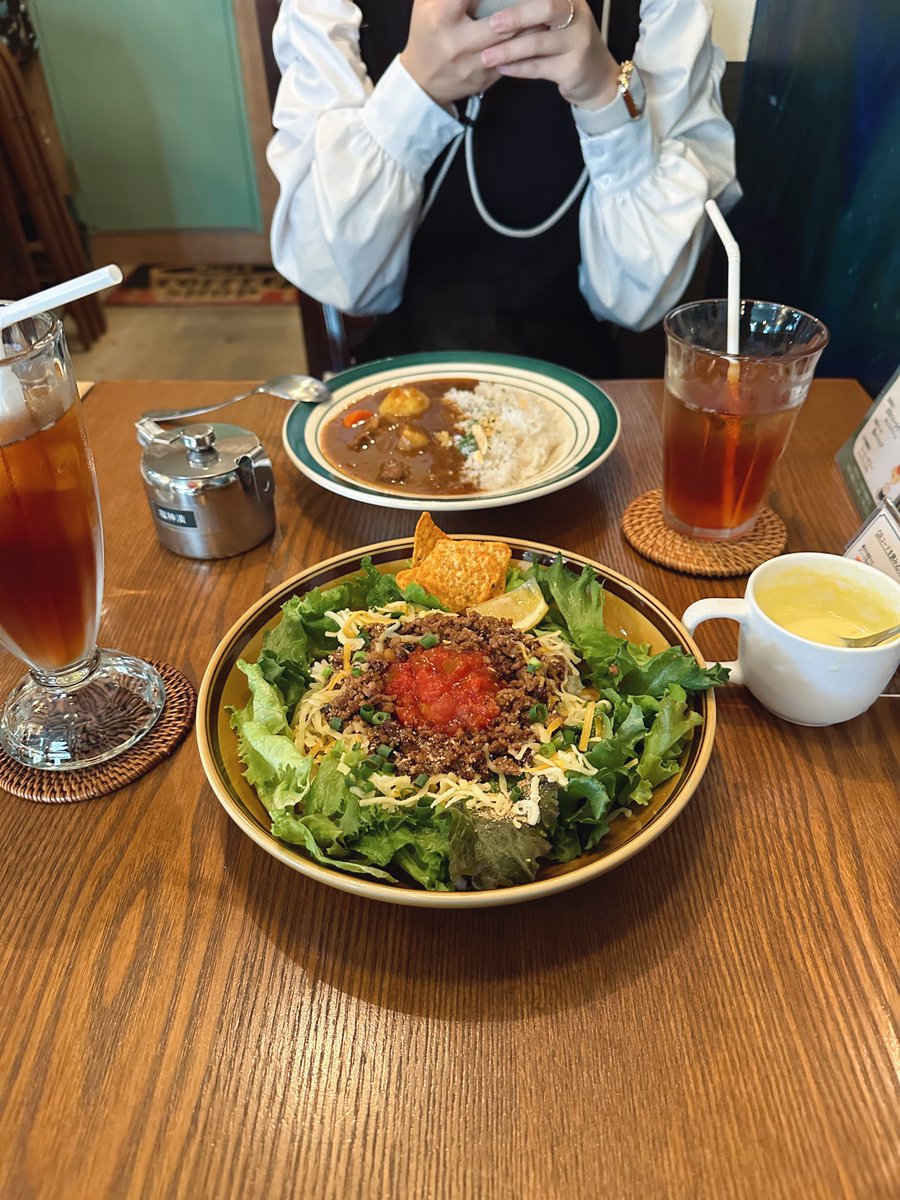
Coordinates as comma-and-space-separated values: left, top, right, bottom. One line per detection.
67, 304, 308, 381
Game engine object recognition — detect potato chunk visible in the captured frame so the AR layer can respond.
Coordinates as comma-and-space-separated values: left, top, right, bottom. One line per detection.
379, 386, 430, 417
398, 425, 430, 453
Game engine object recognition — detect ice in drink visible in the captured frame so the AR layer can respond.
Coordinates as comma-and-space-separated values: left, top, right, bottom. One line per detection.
0, 402, 103, 670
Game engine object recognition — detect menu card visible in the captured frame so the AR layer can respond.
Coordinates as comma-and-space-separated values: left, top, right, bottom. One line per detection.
844, 499, 900, 584
836, 365, 900, 516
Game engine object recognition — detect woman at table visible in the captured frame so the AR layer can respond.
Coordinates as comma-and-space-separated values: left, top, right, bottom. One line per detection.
267, 0, 740, 376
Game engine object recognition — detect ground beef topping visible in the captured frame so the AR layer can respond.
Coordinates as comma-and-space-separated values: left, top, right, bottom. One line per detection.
323, 611, 567, 780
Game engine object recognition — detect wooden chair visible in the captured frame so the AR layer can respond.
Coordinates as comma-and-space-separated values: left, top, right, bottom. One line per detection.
0, 41, 105, 347
0, 141, 39, 300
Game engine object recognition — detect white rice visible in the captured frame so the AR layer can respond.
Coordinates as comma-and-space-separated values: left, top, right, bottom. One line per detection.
444, 382, 565, 491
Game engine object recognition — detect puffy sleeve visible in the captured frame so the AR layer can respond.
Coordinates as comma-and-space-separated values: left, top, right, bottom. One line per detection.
574, 0, 741, 330
267, 0, 461, 314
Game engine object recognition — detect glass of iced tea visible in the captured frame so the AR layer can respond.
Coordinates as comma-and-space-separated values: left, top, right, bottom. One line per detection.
0, 308, 165, 769
662, 300, 830, 540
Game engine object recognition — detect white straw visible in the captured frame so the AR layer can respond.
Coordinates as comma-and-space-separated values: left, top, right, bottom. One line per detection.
704, 199, 740, 355
0, 265, 123, 334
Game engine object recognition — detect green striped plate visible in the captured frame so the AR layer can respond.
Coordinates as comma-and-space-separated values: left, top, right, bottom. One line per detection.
282, 352, 620, 511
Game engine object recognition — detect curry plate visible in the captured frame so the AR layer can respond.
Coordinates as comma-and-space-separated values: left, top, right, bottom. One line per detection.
283, 352, 620, 511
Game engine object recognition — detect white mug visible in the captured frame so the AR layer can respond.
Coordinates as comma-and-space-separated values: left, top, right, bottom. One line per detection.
682, 552, 900, 726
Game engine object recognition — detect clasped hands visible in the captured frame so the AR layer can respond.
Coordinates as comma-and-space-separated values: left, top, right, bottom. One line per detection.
400, 0, 619, 111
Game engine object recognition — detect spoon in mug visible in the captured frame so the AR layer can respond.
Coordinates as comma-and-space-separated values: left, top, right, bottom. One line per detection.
839, 623, 900, 648
140, 373, 332, 424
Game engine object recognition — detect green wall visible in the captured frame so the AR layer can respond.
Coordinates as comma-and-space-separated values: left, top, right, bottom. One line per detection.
30, 0, 261, 232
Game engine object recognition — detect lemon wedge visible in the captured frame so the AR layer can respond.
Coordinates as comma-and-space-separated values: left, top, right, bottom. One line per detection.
471, 578, 548, 631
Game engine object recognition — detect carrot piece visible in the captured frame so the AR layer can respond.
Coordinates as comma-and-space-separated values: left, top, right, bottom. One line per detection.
342, 408, 373, 428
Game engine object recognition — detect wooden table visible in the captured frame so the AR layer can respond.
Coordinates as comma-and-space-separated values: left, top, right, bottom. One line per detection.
1, 380, 896, 1200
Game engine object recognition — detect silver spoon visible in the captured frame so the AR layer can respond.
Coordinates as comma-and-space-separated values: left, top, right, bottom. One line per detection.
840, 623, 900, 648
141, 373, 332, 424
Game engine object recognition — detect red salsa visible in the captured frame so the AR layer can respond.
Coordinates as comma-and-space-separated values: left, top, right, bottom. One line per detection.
385, 646, 500, 733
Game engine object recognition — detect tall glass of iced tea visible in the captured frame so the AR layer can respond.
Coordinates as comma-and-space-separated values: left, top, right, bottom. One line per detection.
0, 309, 164, 769
662, 300, 829, 541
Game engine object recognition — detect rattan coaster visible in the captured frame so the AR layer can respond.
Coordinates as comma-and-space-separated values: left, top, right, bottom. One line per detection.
622, 489, 787, 577
0, 660, 196, 803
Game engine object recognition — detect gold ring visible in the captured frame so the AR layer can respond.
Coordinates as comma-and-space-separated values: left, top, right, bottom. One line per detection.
553, 0, 575, 30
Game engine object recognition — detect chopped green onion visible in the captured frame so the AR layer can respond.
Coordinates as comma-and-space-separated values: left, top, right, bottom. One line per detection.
528, 703, 548, 723
352, 650, 367, 663
378, 760, 395, 774
377, 744, 393, 759
359, 704, 375, 723
371, 710, 390, 726
562, 727, 577, 746
526, 657, 541, 673
419, 632, 440, 649
351, 666, 363, 677
320, 664, 333, 681
328, 716, 343, 732
414, 773, 430, 789
538, 741, 556, 757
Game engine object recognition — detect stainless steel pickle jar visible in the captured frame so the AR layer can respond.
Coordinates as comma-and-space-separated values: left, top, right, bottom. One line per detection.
136, 419, 275, 559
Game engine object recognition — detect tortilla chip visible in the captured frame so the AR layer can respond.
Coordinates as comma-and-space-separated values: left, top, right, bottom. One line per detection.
412, 512, 447, 567
407, 537, 511, 612
395, 567, 415, 590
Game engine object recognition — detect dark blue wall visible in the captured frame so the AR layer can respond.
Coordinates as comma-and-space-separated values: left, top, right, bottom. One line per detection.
732, 0, 899, 397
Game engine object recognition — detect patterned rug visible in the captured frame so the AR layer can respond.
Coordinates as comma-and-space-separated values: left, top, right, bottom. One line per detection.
105, 264, 298, 306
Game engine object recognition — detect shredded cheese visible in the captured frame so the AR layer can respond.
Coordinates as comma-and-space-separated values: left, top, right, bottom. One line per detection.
578, 701, 596, 751
286, 599, 615, 830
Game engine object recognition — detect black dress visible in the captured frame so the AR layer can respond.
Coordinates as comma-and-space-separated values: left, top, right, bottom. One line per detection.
354, 0, 636, 376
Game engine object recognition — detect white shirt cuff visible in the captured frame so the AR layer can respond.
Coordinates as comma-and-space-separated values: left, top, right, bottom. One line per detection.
363, 56, 461, 180
577, 115, 658, 195
573, 92, 632, 136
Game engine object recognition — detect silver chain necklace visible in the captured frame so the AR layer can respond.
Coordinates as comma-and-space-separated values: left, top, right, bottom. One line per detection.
419, 92, 589, 238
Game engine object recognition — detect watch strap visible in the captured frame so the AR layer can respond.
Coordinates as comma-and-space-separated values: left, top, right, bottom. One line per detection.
617, 60, 645, 120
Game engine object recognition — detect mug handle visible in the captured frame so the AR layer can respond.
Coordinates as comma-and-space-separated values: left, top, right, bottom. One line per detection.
681, 598, 748, 685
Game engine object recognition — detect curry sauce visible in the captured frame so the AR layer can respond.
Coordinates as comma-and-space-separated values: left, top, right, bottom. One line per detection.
321, 378, 481, 495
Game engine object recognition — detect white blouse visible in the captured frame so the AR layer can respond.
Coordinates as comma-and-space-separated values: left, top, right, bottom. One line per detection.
267, 0, 740, 331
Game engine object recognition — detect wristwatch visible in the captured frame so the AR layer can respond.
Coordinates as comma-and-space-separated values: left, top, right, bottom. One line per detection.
616, 60, 645, 121
572, 60, 646, 136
